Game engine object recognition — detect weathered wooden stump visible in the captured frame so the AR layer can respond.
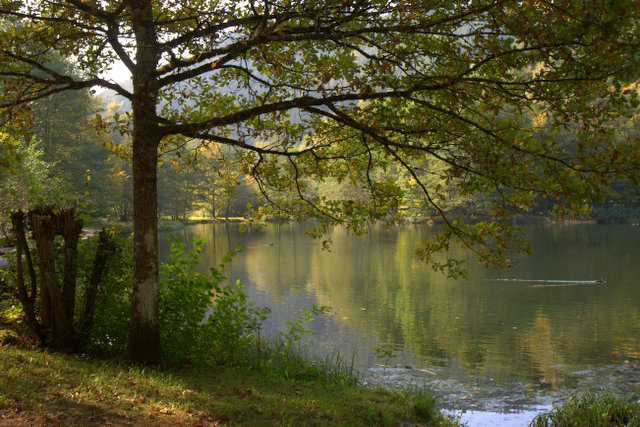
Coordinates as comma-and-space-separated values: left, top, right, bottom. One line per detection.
10, 207, 115, 352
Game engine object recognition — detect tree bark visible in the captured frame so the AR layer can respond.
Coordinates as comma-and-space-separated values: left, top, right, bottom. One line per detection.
81, 229, 115, 338
11, 211, 46, 343
62, 209, 83, 320
127, 0, 162, 365
211, 189, 216, 219
30, 208, 74, 350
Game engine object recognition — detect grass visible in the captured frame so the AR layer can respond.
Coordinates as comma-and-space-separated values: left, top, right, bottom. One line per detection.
407, 385, 440, 424
0, 346, 463, 426
530, 391, 640, 427
0, 301, 460, 426
4, 299, 640, 427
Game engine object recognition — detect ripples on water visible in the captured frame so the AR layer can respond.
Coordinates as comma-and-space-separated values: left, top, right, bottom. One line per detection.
490, 278, 606, 288
362, 363, 640, 425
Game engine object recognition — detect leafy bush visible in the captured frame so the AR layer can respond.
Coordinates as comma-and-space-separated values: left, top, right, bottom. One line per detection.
89, 234, 269, 365
159, 237, 267, 366
87, 232, 133, 355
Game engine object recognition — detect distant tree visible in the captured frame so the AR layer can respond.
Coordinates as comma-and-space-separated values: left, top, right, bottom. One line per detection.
109, 160, 133, 222
192, 145, 225, 219
0, 131, 21, 175
159, 142, 259, 221
35, 98, 119, 216
197, 143, 258, 221
101, 100, 134, 222
1, 1, 639, 364
158, 159, 196, 220
0, 138, 56, 238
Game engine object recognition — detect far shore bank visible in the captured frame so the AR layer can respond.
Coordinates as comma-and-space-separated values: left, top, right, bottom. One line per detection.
0, 214, 633, 272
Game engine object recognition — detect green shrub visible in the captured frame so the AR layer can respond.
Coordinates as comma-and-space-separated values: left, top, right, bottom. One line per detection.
159, 237, 267, 366
530, 391, 640, 427
408, 384, 440, 422
87, 232, 133, 355
88, 233, 349, 378
0, 328, 19, 345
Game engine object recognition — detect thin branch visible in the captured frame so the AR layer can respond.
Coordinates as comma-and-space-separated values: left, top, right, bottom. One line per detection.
287, 156, 340, 222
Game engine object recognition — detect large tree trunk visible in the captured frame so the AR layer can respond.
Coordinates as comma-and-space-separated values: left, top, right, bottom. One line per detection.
127, 0, 162, 365
129, 131, 161, 364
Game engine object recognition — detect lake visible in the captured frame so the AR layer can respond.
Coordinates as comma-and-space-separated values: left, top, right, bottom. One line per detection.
159, 223, 640, 426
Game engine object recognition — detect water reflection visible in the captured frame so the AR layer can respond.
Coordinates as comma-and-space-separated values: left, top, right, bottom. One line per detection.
159, 223, 640, 415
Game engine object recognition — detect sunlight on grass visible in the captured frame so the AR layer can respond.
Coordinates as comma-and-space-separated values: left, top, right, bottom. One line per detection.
0, 346, 461, 426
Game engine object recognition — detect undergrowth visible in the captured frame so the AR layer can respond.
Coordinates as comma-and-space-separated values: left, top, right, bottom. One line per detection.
530, 391, 640, 427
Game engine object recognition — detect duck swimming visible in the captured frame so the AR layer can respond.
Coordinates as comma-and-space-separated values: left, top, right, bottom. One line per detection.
594, 276, 606, 284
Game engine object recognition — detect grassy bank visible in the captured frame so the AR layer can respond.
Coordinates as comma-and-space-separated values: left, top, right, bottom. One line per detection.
0, 345, 459, 426
0, 297, 458, 426
531, 392, 640, 427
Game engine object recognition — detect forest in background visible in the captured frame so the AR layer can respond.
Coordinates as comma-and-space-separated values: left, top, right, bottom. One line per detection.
0, 58, 261, 239
2, 57, 640, 240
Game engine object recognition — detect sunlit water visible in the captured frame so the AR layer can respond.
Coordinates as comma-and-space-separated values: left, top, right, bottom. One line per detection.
160, 223, 640, 426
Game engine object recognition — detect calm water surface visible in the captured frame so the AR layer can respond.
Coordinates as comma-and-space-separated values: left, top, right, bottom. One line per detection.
160, 223, 640, 425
